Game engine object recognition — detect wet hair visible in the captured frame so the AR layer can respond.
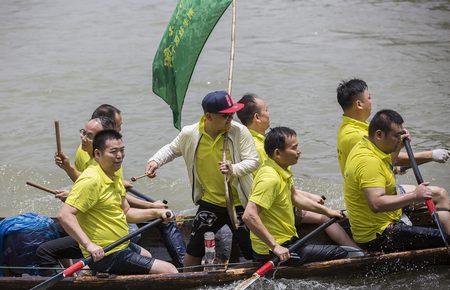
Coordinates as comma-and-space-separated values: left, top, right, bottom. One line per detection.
264, 126, 297, 157
236, 93, 259, 126
368, 109, 404, 137
91, 104, 121, 128
92, 129, 122, 152
336, 79, 368, 110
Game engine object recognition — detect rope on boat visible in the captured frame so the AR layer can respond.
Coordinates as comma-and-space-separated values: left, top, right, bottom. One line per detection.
0, 266, 64, 270
136, 217, 195, 225
176, 260, 259, 271
271, 261, 282, 279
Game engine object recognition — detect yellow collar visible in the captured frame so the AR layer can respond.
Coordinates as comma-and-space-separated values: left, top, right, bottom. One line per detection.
264, 158, 292, 181
342, 115, 368, 130
363, 137, 392, 163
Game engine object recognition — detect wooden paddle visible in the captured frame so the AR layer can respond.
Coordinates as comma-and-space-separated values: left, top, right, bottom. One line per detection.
30, 213, 170, 290
130, 173, 150, 182
402, 139, 450, 251
26, 181, 57, 195
222, 133, 239, 230
234, 216, 339, 290
54, 121, 62, 156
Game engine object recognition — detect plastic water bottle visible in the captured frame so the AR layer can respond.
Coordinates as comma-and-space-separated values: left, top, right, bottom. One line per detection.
204, 231, 216, 267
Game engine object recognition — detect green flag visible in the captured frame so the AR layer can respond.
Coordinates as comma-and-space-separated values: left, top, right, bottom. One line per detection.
152, 0, 232, 130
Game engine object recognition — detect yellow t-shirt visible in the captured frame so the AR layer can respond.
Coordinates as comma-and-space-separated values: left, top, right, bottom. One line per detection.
74, 144, 90, 172
337, 115, 369, 176
74, 144, 124, 178
249, 129, 267, 176
249, 158, 297, 255
66, 164, 128, 257
344, 137, 401, 244
196, 116, 241, 207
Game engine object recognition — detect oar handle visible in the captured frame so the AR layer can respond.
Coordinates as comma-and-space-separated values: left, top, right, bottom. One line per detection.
403, 139, 436, 212
126, 187, 168, 204
55, 121, 62, 155
26, 181, 57, 195
403, 139, 424, 184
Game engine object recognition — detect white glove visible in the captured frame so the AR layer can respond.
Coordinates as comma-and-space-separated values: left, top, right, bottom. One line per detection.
432, 149, 450, 163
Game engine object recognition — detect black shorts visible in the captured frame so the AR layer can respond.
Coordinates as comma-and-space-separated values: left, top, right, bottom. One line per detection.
88, 243, 155, 275
186, 200, 253, 260
253, 236, 348, 265
357, 221, 450, 252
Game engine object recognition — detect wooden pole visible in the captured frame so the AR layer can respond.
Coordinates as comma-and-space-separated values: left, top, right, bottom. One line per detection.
54, 121, 62, 155
227, 0, 236, 95
26, 181, 57, 195
223, 0, 239, 230
130, 173, 150, 182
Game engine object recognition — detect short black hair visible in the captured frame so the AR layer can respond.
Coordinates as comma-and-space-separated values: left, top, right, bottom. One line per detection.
91, 104, 121, 128
236, 93, 259, 126
97, 116, 115, 130
264, 126, 297, 157
336, 79, 368, 110
368, 109, 404, 137
93, 129, 122, 152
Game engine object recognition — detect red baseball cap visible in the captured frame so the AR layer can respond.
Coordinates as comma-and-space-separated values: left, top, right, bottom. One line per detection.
201, 91, 244, 113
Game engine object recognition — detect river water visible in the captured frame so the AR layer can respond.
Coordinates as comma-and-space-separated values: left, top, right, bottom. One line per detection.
1, 0, 449, 288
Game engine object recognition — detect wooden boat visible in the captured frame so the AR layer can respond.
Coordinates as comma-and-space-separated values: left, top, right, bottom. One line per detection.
0, 208, 448, 290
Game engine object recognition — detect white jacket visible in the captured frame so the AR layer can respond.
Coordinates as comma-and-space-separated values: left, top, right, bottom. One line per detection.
148, 120, 259, 207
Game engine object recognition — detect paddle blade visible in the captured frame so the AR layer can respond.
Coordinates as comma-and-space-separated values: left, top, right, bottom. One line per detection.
30, 260, 85, 290
30, 272, 64, 290
234, 260, 274, 290
234, 273, 261, 290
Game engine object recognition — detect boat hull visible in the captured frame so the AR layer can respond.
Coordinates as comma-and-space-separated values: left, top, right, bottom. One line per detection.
0, 209, 446, 289
1, 246, 449, 290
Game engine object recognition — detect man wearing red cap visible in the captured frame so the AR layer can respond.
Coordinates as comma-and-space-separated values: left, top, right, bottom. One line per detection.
145, 90, 259, 269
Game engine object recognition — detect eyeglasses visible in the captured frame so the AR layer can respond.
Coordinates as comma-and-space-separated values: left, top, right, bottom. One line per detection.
79, 129, 94, 142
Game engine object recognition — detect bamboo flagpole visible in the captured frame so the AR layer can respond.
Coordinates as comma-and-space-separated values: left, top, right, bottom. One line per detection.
227, 0, 236, 95
223, 0, 239, 231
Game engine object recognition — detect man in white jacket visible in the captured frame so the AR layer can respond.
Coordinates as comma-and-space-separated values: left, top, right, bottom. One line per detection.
145, 91, 259, 269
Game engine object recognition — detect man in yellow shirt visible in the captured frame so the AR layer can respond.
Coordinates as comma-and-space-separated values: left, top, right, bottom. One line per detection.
58, 129, 177, 274
237, 94, 359, 249
55, 116, 115, 184
145, 91, 259, 269
236, 94, 270, 170
38, 111, 183, 272
337, 79, 450, 221
243, 127, 348, 263
344, 109, 450, 252
336, 78, 450, 176
74, 104, 123, 171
